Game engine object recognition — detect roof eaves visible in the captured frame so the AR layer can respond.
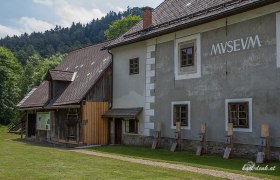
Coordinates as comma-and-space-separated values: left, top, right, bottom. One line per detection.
17, 88, 37, 107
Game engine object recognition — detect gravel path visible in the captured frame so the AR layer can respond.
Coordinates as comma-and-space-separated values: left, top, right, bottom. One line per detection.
72, 149, 263, 180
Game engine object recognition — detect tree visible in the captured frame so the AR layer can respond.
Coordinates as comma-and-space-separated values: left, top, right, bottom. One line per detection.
0, 47, 23, 124
104, 15, 141, 40
21, 53, 64, 94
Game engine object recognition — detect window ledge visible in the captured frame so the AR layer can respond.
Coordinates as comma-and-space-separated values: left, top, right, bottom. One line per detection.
232, 127, 252, 133
171, 126, 190, 130
175, 73, 201, 80
124, 133, 139, 136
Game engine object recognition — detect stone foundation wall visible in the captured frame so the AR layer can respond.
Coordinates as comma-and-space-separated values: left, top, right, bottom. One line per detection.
122, 134, 280, 160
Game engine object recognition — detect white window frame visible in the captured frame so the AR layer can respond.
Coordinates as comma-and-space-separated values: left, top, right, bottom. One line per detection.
276, 12, 280, 68
124, 118, 138, 134
225, 98, 253, 133
174, 34, 201, 80
171, 101, 191, 130
36, 112, 51, 131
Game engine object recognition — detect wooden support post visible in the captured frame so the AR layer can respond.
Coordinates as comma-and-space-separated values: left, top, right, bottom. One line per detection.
256, 124, 271, 163
171, 122, 181, 152
20, 121, 23, 139
196, 122, 206, 156
152, 122, 161, 149
223, 123, 234, 159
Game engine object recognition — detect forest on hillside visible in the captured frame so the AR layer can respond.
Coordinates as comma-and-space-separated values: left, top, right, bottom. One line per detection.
0, 7, 141, 65
0, 7, 142, 124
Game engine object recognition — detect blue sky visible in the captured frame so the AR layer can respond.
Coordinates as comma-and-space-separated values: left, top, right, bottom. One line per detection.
0, 0, 163, 38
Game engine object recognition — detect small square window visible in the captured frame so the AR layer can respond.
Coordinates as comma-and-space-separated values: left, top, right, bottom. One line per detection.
225, 98, 252, 132
125, 119, 138, 133
173, 104, 188, 126
129, 58, 139, 75
180, 47, 194, 67
175, 34, 201, 80
228, 102, 249, 128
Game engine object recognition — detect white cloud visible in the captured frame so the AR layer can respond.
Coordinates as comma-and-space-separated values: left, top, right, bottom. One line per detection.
105, 2, 125, 13
55, 0, 105, 27
0, 24, 21, 38
17, 17, 54, 34
32, 0, 54, 7
116, 6, 125, 12
0, 17, 54, 38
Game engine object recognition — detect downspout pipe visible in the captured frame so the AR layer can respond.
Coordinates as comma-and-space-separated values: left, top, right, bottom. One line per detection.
107, 49, 114, 109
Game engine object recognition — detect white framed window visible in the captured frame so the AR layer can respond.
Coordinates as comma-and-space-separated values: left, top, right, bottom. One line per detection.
276, 12, 280, 68
125, 119, 138, 134
36, 112, 50, 130
225, 98, 252, 132
171, 101, 191, 130
174, 34, 201, 80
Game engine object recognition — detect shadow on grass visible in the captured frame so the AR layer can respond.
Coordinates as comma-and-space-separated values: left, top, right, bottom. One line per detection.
11, 138, 72, 150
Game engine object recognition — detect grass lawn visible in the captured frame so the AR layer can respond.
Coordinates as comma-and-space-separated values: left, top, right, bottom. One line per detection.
0, 125, 220, 179
92, 145, 280, 180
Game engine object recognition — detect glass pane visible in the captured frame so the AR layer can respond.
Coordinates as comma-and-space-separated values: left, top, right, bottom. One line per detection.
187, 47, 193, 55
239, 103, 248, 111
187, 48, 193, 65
232, 119, 238, 126
181, 48, 187, 55
229, 104, 237, 111
181, 48, 187, 66
181, 106, 186, 111
181, 113, 186, 118
129, 120, 136, 133
231, 112, 238, 119
188, 58, 193, 65
181, 118, 188, 126
239, 112, 247, 118
239, 119, 247, 126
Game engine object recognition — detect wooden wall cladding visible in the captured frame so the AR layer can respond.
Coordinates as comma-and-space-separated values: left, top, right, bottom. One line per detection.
82, 101, 109, 145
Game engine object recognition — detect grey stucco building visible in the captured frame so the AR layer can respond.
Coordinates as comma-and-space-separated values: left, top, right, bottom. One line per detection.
105, 0, 280, 158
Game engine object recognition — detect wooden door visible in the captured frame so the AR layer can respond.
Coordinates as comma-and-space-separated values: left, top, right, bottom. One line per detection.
115, 119, 122, 144
82, 102, 109, 145
27, 114, 36, 137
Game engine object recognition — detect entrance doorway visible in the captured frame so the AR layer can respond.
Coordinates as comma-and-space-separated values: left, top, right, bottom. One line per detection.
115, 118, 122, 144
27, 114, 36, 137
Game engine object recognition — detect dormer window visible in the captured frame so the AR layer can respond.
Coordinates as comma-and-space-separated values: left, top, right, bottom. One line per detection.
45, 70, 76, 100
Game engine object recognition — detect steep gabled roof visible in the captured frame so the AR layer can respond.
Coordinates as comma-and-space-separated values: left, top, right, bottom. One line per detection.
18, 41, 112, 109
18, 81, 49, 108
107, 0, 278, 48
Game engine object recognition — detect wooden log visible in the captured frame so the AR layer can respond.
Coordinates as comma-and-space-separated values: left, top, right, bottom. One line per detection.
228, 123, 233, 136
176, 122, 181, 132
201, 122, 206, 134
261, 124, 269, 138
156, 122, 161, 132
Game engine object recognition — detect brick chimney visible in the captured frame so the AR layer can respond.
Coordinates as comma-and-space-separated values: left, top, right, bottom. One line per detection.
142, 7, 153, 29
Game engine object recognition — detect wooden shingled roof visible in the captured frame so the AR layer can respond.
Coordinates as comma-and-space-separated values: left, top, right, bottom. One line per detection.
47, 70, 75, 82
17, 81, 49, 109
18, 41, 112, 109
107, 0, 278, 48
102, 108, 143, 119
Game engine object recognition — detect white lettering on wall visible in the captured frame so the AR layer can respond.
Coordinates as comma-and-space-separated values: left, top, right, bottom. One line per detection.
211, 35, 261, 56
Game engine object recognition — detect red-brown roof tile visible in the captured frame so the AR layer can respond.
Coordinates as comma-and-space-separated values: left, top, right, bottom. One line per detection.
107, 0, 278, 48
